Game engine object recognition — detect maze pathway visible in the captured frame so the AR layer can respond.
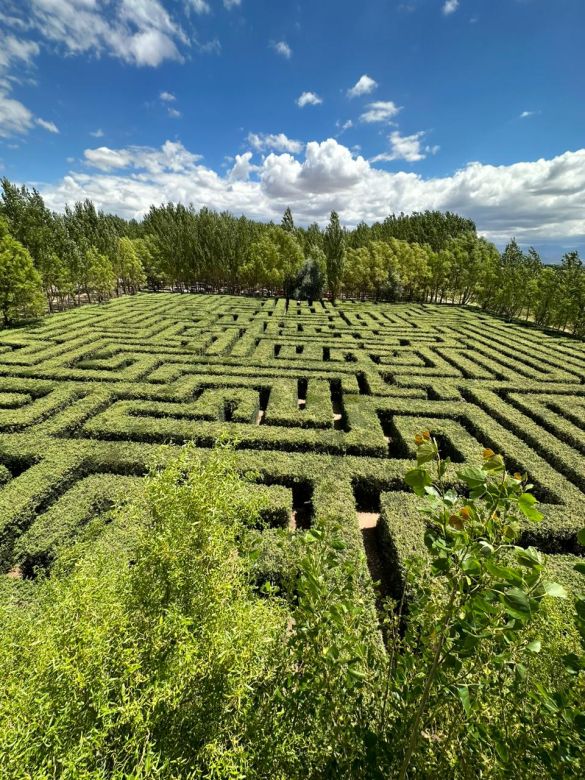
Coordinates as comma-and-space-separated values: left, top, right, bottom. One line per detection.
1, 293, 584, 595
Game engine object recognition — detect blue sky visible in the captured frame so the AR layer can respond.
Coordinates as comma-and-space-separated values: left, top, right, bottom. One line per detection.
0, 0, 584, 259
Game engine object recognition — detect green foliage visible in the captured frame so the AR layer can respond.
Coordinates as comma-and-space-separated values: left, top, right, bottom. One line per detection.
86, 246, 116, 302
388, 436, 582, 778
0, 218, 45, 325
2, 178, 583, 329
324, 210, 346, 300
114, 237, 146, 293
0, 443, 287, 777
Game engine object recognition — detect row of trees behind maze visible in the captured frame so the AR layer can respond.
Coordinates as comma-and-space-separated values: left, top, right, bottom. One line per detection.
1, 177, 584, 335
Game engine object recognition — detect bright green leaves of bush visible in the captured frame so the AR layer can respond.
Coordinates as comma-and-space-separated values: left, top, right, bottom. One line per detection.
397, 432, 573, 777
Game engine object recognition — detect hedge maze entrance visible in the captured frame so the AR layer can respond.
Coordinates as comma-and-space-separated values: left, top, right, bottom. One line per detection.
1, 293, 584, 595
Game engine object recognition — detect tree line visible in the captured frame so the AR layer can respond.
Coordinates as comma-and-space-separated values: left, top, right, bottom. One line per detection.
0, 177, 583, 335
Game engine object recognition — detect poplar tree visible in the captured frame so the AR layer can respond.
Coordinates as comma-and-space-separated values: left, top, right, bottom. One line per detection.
323, 211, 345, 300
281, 207, 295, 233
0, 218, 44, 325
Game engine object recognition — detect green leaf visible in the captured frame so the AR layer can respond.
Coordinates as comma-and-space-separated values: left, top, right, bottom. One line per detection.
516, 547, 543, 569
461, 555, 481, 576
404, 467, 433, 497
456, 466, 486, 490
526, 639, 542, 653
518, 493, 543, 522
574, 562, 585, 575
577, 528, 585, 548
457, 685, 471, 716
542, 581, 568, 599
485, 559, 524, 586
502, 587, 531, 620
483, 454, 505, 473
416, 441, 437, 466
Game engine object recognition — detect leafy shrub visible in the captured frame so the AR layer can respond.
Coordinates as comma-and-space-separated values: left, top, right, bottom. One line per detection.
0, 442, 287, 778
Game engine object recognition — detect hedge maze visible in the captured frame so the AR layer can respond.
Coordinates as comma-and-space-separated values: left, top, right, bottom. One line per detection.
1, 293, 584, 601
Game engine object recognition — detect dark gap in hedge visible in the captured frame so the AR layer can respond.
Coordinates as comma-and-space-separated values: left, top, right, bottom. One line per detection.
378, 413, 408, 458
370, 355, 381, 365
297, 378, 308, 406
0, 454, 36, 478
416, 350, 434, 368
323, 347, 330, 361
361, 523, 393, 606
345, 353, 357, 363
330, 379, 349, 432
223, 401, 234, 423
258, 387, 271, 414
297, 323, 303, 333
256, 474, 314, 530
353, 478, 381, 512
399, 339, 410, 346
519, 527, 585, 556
295, 345, 303, 355
432, 432, 466, 463
426, 386, 445, 400
547, 402, 585, 432
356, 372, 371, 395
273, 344, 281, 358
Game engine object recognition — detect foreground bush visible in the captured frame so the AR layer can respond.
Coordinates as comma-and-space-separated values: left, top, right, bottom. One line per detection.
0, 443, 287, 778
0, 440, 583, 778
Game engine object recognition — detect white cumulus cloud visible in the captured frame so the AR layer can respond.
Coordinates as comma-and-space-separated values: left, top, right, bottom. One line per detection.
347, 74, 378, 98
371, 130, 439, 163
9, 0, 186, 68
360, 100, 402, 123
229, 151, 258, 181
83, 140, 202, 173
0, 92, 34, 137
296, 91, 323, 108
272, 41, 292, 59
37, 139, 585, 247
443, 0, 459, 15
247, 132, 304, 154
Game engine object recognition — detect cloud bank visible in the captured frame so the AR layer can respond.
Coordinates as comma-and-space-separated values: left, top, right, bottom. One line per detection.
37, 138, 585, 247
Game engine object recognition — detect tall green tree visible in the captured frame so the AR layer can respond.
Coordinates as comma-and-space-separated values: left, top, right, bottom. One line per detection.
86, 247, 116, 303
114, 237, 146, 294
281, 207, 295, 233
323, 211, 345, 300
0, 218, 45, 325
